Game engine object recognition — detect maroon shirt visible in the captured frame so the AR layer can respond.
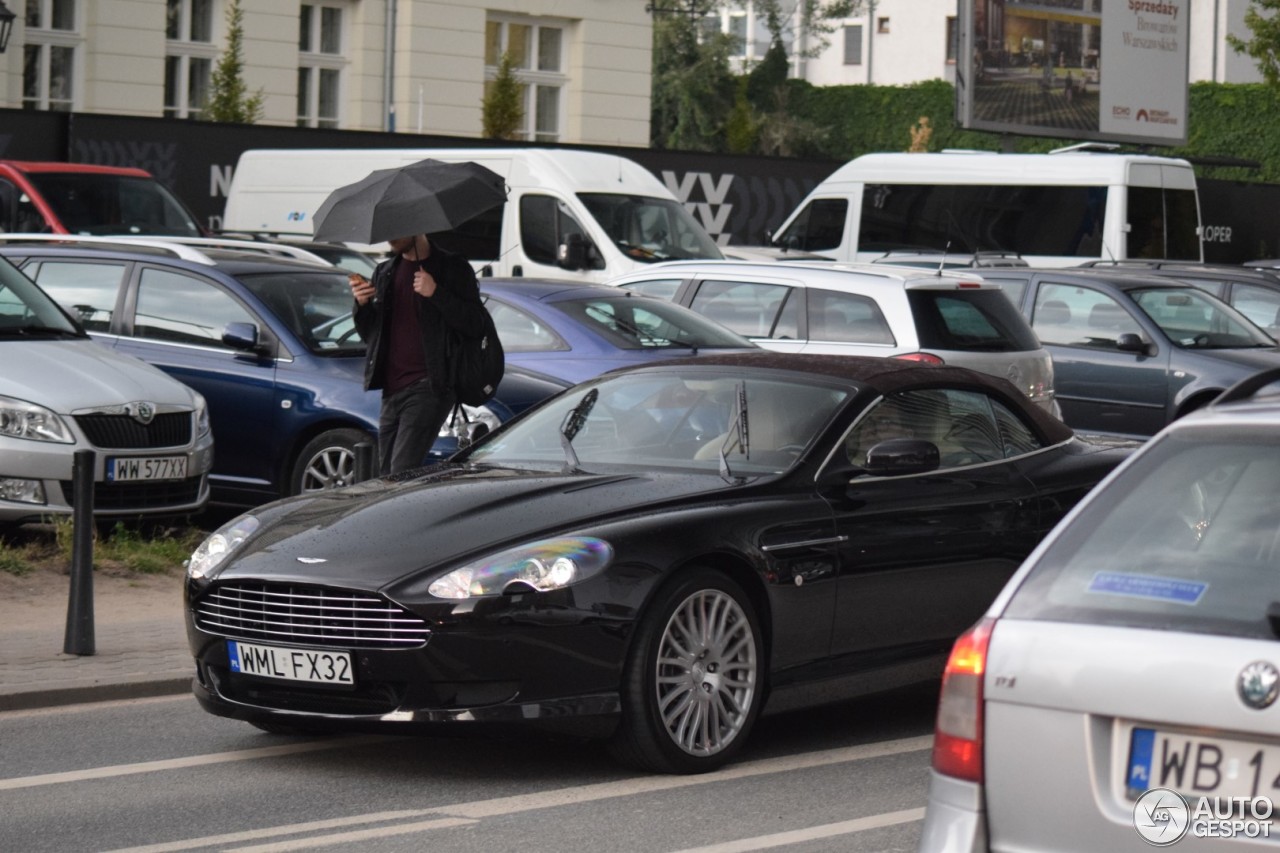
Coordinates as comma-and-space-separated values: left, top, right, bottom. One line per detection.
382, 258, 429, 395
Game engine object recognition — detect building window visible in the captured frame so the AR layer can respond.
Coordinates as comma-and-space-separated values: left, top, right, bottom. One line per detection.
877, 17, 890, 34
298, 3, 345, 128
485, 16, 566, 143
22, 0, 78, 111
165, 0, 216, 119
946, 16, 957, 63
843, 24, 863, 66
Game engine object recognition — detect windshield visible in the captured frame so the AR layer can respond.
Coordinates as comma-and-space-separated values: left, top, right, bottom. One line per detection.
26, 173, 203, 237
1005, 428, 1280, 640
237, 270, 366, 355
467, 371, 849, 474
578, 193, 723, 263
0, 256, 82, 335
552, 296, 753, 351
1131, 287, 1275, 349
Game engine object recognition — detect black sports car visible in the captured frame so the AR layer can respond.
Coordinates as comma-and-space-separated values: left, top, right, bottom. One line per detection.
185, 352, 1132, 773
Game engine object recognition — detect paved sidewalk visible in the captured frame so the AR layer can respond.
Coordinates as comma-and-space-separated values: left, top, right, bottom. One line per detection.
0, 570, 192, 712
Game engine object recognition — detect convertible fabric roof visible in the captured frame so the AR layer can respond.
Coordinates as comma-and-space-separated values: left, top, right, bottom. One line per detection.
628, 351, 1075, 445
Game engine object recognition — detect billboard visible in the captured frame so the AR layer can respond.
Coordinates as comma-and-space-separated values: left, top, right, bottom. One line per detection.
957, 0, 1189, 147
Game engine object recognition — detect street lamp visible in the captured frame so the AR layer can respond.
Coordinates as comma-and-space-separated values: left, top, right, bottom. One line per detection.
0, 1, 15, 54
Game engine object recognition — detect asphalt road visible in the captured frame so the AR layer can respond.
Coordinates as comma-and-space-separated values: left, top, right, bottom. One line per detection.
0, 681, 939, 852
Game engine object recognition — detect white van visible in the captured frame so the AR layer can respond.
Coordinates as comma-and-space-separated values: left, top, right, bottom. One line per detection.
222, 148, 724, 282
766, 148, 1203, 268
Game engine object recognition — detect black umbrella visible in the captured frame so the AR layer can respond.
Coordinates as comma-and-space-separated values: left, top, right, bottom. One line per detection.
310, 159, 508, 244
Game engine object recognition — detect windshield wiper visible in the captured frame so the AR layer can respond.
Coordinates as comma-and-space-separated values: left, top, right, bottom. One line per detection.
718, 381, 750, 483
559, 388, 598, 472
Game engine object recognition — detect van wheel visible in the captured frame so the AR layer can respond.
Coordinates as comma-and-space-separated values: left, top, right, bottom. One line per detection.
609, 568, 763, 774
289, 429, 371, 496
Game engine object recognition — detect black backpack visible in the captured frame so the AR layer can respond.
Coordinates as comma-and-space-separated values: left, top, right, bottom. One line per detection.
449, 309, 505, 406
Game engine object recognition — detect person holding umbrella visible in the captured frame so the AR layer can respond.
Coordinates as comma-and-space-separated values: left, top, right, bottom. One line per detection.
319, 159, 507, 475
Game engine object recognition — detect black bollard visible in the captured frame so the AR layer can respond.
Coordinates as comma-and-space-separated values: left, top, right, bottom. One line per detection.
353, 441, 375, 484
63, 449, 95, 656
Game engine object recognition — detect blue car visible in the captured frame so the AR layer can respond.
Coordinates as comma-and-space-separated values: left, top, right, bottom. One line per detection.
0, 239, 568, 508
478, 278, 757, 384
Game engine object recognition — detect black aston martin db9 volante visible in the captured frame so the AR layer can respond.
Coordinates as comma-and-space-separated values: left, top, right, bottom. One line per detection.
185, 352, 1132, 773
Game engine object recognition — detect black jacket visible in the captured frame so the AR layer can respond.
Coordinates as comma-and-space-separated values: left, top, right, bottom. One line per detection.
353, 244, 488, 393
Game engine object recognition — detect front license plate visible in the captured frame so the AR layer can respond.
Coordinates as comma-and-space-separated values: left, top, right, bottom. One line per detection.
1127, 726, 1280, 802
107, 455, 187, 482
227, 640, 354, 686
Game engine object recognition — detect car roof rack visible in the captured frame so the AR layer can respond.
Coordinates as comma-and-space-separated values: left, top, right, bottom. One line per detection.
1213, 367, 1280, 407
105, 235, 333, 266
0, 234, 218, 264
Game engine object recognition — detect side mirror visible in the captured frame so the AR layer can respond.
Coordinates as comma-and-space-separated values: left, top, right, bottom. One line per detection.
1115, 332, 1152, 355
457, 420, 490, 449
222, 321, 265, 354
863, 438, 941, 477
558, 233, 587, 270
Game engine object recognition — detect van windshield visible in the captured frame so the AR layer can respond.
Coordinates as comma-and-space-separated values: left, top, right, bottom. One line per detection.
26, 173, 203, 237
578, 194, 723, 263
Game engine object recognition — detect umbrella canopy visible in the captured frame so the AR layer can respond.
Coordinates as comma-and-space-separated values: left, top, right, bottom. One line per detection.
310, 159, 508, 244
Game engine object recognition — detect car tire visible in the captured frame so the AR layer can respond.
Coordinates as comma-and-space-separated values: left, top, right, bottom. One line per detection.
609, 568, 763, 774
289, 428, 372, 496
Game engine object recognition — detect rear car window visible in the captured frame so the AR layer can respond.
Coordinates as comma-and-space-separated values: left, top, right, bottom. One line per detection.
1004, 428, 1280, 640
907, 289, 1040, 352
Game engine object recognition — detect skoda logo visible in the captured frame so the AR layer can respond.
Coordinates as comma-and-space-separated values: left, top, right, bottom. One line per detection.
126, 401, 156, 425
1238, 661, 1280, 710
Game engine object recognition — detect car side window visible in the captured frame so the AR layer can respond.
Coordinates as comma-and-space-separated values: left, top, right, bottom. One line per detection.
485, 298, 570, 352
1229, 283, 1280, 335
620, 278, 683, 302
688, 279, 794, 339
807, 288, 895, 344
1032, 282, 1137, 349
24, 260, 126, 332
519, 195, 602, 270
132, 267, 256, 348
991, 276, 1029, 309
773, 198, 847, 252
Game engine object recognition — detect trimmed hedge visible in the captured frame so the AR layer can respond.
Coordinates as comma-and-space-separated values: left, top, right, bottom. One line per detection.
782, 79, 1280, 183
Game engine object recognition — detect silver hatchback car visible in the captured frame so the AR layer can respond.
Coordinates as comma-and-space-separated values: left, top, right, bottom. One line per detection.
920, 367, 1280, 851
608, 260, 1059, 417
0, 257, 213, 525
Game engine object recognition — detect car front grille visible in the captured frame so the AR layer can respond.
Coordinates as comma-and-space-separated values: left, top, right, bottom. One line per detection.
58, 476, 204, 511
75, 412, 192, 449
195, 582, 431, 649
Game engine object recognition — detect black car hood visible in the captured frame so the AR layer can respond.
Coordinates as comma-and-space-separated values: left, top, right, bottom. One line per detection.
213, 465, 737, 590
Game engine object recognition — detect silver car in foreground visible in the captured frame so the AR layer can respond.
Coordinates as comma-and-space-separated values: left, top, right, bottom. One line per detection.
0, 257, 213, 525
920, 367, 1280, 852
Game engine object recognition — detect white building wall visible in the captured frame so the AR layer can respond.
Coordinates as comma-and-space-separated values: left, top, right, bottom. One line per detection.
801, 0, 958, 87
0, 0, 652, 147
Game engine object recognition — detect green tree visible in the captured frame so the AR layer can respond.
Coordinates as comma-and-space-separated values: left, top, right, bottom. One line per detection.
1227, 0, 1280, 87
205, 0, 264, 123
753, 0, 862, 61
482, 52, 525, 140
650, 4, 738, 151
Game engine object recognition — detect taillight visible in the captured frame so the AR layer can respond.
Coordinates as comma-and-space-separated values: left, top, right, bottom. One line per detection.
893, 352, 945, 365
932, 616, 995, 782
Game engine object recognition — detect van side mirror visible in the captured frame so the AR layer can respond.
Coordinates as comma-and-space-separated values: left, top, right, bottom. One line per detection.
558, 233, 587, 270
1116, 332, 1153, 355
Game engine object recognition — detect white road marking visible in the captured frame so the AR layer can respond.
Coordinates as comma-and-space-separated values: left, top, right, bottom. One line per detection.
103, 814, 471, 853
665, 808, 927, 852
225, 819, 478, 853
0, 735, 394, 791
100, 735, 932, 852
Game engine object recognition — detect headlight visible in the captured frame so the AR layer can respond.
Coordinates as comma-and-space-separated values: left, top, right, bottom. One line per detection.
186, 514, 260, 580
0, 396, 73, 443
438, 404, 502, 438
194, 392, 211, 437
428, 536, 613, 599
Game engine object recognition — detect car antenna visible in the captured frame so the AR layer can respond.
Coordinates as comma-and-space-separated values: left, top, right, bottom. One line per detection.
559, 388, 598, 472
937, 241, 952, 277
718, 381, 750, 483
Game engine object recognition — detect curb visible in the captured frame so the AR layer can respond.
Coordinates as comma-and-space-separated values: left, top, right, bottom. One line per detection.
0, 677, 191, 713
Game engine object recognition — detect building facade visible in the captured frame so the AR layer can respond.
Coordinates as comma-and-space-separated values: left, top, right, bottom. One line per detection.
1, 0, 654, 147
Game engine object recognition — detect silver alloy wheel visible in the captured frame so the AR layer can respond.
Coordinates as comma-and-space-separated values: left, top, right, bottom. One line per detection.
300, 445, 355, 492
654, 587, 758, 757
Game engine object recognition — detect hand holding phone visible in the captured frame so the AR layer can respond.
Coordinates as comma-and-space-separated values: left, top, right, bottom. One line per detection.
349, 274, 376, 305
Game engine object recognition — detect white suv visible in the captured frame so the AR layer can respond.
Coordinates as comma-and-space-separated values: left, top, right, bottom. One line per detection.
0, 256, 213, 525
608, 260, 1058, 415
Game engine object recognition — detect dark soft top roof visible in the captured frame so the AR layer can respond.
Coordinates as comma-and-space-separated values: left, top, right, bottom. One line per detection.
624, 351, 1074, 444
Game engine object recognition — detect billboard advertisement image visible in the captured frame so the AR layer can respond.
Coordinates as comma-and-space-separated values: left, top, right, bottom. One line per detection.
958, 0, 1189, 147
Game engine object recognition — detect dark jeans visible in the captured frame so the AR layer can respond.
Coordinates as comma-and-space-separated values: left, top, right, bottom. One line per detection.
378, 379, 456, 476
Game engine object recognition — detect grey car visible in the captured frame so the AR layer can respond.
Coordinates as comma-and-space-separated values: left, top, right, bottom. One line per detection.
919, 367, 1280, 852
982, 267, 1279, 437
0, 256, 213, 525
